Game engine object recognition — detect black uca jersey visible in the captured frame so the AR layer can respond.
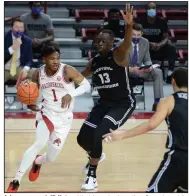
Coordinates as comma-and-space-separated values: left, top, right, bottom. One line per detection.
165, 91, 188, 151
91, 50, 135, 107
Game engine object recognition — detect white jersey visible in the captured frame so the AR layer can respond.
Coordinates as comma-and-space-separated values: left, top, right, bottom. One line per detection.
39, 63, 75, 113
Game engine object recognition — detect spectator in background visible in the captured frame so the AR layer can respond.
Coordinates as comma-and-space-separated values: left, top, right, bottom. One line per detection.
4, 18, 33, 83
90, 9, 125, 58
119, 23, 164, 111
99, 8, 125, 44
20, 1, 54, 59
135, 2, 177, 83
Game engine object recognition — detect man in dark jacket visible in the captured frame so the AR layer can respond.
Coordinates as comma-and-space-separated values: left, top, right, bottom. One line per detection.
5, 18, 33, 83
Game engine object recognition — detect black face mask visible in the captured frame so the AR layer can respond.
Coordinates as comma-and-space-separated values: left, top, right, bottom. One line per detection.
109, 19, 120, 27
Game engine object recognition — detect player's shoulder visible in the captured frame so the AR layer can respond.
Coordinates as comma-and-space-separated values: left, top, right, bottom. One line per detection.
61, 63, 77, 73
160, 95, 174, 104
157, 96, 174, 112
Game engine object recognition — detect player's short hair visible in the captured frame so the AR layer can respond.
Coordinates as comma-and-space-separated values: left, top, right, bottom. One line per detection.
171, 67, 188, 88
101, 29, 114, 40
29, 1, 43, 8
108, 8, 121, 17
133, 23, 143, 32
11, 18, 24, 27
42, 41, 60, 57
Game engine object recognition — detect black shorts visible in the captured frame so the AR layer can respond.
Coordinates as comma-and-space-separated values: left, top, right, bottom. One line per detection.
84, 102, 135, 132
147, 149, 188, 193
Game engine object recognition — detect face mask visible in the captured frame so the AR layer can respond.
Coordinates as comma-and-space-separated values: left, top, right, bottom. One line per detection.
109, 19, 120, 26
12, 30, 24, 38
147, 9, 156, 18
32, 7, 42, 15
132, 37, 140, 44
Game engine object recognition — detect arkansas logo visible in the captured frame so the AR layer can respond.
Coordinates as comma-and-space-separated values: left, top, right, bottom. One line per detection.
57, 76, 61, 81
53, 138, 61, 146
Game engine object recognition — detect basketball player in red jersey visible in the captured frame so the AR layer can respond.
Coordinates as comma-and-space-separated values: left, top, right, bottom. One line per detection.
7, 42, 91, 192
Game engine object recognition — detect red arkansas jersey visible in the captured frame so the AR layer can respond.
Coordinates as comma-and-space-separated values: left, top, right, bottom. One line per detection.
39, 63, 75, 113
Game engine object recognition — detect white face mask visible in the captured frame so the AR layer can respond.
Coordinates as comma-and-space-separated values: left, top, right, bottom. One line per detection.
147, 9, 156, 17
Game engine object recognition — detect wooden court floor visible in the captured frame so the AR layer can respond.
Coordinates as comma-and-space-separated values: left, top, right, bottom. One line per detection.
5, 119, 167, 192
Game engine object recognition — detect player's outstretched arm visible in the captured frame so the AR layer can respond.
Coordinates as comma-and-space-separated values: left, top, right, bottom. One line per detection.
81, 60, 93, 78
61, 65, 91, 108
103, 97, 173, 142
113, 4, 134, 66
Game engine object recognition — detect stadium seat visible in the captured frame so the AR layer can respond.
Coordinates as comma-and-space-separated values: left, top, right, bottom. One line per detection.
169, 29, 188, 42
163, 10, 188, 20
177, 49, 188, 64
75, 9, 108, 22
81, 28, 98, 42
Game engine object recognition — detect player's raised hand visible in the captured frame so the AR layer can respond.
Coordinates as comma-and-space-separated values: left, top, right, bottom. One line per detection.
102, 129, 124, 143
122, 4, 135, 25
61, 94, 72, 108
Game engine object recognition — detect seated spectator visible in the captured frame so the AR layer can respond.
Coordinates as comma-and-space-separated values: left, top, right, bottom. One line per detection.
135, 2, 177, 83
90, 9, 125, 58
20, 1, 54, 59
119, 23, 164, 111
99, 8, 125, 44
4, 18, 33, 83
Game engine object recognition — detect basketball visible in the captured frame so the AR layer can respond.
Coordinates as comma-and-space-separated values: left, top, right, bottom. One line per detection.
17, 80, 39, 105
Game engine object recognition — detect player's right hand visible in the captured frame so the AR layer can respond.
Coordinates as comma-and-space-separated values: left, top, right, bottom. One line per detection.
61, 94, 72, 108
27, 105, 41, 112
102, 129, 124, 143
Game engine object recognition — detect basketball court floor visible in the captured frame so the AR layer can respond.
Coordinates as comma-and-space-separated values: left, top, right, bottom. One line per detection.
5, 112, 168, 192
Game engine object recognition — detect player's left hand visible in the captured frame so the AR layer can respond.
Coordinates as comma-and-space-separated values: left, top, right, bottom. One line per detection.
102, 129, 124, 143
61, 94, 72, 108
122, 4, 135, 25
20, 69, 28, 80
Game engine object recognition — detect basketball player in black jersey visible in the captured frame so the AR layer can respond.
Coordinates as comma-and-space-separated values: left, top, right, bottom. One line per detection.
77, 4, 136, 191
103, 67, 188, 193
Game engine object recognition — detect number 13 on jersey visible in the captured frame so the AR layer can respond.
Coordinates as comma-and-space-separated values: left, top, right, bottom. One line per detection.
98, 73, 110, 84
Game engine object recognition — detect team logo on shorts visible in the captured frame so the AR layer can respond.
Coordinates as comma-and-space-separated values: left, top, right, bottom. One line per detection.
53, 138, 61, 146
57, 76, 62, 81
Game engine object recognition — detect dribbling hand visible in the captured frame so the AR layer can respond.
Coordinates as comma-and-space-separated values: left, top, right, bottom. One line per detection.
27, 104, 40, 112
61, 94, 72, 108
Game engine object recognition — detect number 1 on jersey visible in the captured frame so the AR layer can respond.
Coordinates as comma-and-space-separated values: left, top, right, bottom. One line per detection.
52, 89, 58, 102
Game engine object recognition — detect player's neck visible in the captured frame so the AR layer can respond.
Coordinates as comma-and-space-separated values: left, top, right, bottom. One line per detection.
175, 87, 188, 93
99, 51, 109, 57
45, 67, 56, 76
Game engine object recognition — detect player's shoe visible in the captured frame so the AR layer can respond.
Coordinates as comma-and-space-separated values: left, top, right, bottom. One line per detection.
81, 176, 98, 191
7, 180, 20, 192
82, 152, 106, 175
29, 155, 42, 182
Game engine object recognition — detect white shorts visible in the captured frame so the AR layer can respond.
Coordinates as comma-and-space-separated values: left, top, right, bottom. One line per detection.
36, 108, 73, 148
